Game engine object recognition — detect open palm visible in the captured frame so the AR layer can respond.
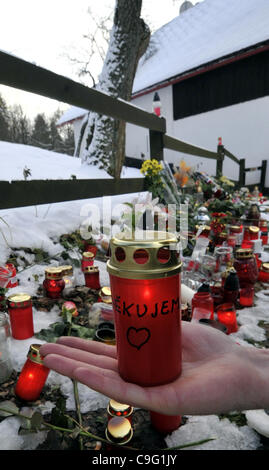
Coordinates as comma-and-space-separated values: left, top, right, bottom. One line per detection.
40, 322, 260, 416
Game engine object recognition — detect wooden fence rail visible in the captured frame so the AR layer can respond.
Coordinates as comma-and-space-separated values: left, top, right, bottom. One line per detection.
0, 50, 267, 209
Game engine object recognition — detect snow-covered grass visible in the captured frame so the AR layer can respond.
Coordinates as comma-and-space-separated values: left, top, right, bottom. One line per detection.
0, 141, 269, 450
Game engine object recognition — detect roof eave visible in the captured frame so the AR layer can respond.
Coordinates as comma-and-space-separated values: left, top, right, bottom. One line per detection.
132, 40, 269, 100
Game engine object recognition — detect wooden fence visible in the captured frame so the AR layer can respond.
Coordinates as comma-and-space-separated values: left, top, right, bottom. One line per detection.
0, 50, 267, 209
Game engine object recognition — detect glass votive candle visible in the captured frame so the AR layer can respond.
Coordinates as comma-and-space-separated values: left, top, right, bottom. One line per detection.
239, 286, 255, 307
84, 266, 101, 290
258, 263, 269, 283
7, 293, 34, 340
14, 344, 50, 401
216, 303, 238, 334
81, 251, 94, 271
61, 265, 75, 294
43, 267, 65, 299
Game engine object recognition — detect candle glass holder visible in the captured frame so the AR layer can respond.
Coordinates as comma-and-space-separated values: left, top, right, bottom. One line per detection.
216, 303, 238, 334
234, 249, 259, 287
239, 286, 255, 307
14, 344, 50, 401
0, 313, 13, 384
61, 265, 76, 294
84, 266, 101, 290
81, 251, 94, 271
258, 263, 269, 283
43, 267, 65, 299
7, 293, 34, 340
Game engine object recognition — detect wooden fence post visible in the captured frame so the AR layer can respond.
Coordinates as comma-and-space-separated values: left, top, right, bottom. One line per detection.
239, 158, 246, 187
149, 124, 165, 161
260, 159, 267, 193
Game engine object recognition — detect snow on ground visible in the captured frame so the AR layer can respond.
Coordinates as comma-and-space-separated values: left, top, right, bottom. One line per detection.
1, 142, 269, 450
0, 141, 143, 182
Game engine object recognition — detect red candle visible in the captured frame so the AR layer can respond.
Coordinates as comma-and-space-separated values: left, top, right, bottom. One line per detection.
107, 232, 182, 435
150, 411, 181, 435
234, 249, 258, 287
259, 221, 268, 245
249, 226, 259, 240
258, 263, 269, 283
107, 399, 133, 423
43, 267, 65, 299
81, 251, 94, 271
15, 344, 50, 401
84, 266, 101, 290
239, 286, 254, 307
216, 303, 238, 334
7, 293, 34, 340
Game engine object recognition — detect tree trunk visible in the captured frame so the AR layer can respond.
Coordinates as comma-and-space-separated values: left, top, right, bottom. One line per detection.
80, 0, 150, 179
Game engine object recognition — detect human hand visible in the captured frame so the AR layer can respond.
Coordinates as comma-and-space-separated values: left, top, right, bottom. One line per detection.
40, 321, 269, 416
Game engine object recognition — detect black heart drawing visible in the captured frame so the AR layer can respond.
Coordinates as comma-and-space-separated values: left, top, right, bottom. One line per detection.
127, 327, 151, 350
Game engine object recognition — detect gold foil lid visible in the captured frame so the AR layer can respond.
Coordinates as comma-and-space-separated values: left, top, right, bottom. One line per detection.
105, 417, 133, 444
262, 263, 269, 272
99, 286, 112, 303
84, 266, 99, 274
230, 225, 241, 232
195, 225, 210, 231
235, 248, 253, 259
249, 226, 259, 233
107, 231, 182, 280
45, 267, 63, 280
7, 293, 32, 308
61, 265, 73, 276
27, 344, 44, 365
108, 399, 133, 414
83, 251, 94, 259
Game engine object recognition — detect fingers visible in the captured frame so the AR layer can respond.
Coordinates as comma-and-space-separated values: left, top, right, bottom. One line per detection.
56, 336, 118, 359
73, 365, 175, 415
40, 342, 118, 372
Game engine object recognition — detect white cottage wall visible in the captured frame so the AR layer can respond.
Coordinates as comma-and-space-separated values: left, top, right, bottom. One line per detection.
126, 87, 269, 188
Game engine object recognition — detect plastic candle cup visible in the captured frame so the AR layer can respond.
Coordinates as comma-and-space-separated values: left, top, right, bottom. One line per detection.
14, 344, 50, 401
234, 248, 259, 287
81, 251, 94, 271
43, 267, 65, 299
239, 286, 255, 307
107, 231, 182, 434
216, 303, 238, 334
107, 399, 133, 423
105, 416, 133, 448
84, 266, 101, 289
150, 411, 181, 435
7, 293, 34, 340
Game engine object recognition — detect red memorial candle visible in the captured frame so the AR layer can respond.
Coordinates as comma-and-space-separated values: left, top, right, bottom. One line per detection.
7, 293, 34, 340
234, 248, 258, 288
81, 251, 94, 271
84, 266, 101, 289
216, 303, 238, 334
107, 231, 182, 434
15, 344, 50, 401
258, 263, 269, 283
259, 221, 268, 246
192, 284, 214, 321
43, 267, 65, 299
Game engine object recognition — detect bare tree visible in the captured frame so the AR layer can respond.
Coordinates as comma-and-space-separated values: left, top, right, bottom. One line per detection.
78, 0, 150, 179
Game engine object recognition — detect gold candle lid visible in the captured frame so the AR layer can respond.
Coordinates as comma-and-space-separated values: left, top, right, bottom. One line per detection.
61, 265, 73, 276
230, 225, 241, 233
262, 263, 269, 273
105, 416, 133, 445
7, 293, 32, 308
108, 399, 133, 417
27, 344, 44, 365
107, 231, 182, 280
99, 286, 112, 303
195, 225, 211, 232
83, 251, 95, 259
235, 248, 253, 259
249, 226, 260, 234
84, 266, 99, 274
45, 267, 63, 280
